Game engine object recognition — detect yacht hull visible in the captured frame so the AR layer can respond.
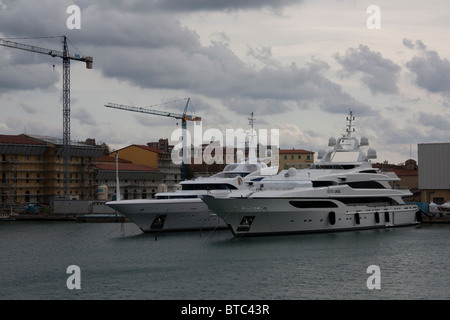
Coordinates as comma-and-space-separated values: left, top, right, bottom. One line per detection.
202, 198, 421, 237
106, 199, 227, 232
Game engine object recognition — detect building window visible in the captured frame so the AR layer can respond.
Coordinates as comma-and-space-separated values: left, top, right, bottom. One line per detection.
142, 189, 147, 199
25, 191, 30, 203
26, 173, 30, 183
298, 155, 301, 159
307, 155, 310, 160
291, 155, 294, 160
37, 173, 41, 183
284, 155, 287, 159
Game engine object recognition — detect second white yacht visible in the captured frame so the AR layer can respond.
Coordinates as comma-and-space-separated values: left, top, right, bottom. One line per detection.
106, 160, 278, 232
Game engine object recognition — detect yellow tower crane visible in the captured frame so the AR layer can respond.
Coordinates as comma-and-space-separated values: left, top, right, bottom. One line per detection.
105, 97, 201, 180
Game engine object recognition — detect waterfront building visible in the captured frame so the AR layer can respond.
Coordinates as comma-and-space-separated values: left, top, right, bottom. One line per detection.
278, 149, 315, 171
418, 143, 450, 204
0, 134, 104, 207
94, 155, 164, 201
108, 142, 182, 196
373, 159, 419, 202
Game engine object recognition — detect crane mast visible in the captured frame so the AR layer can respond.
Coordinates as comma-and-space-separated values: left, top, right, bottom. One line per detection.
0, 36, 93, 195
105, 98, 201, 181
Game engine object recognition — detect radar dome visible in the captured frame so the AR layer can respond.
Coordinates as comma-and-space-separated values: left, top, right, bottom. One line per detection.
360, 136, 369, 146
367, 148, 377, 159
317, 149, 326, 159
328, 137, 336, 147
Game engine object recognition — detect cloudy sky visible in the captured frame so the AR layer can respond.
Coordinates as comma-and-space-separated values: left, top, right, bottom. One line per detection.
1, 0, 449, 165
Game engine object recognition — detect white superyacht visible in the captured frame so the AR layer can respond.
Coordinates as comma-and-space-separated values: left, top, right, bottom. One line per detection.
202, 111, 422, 237
106, 115, 278, 233
106, 160, 278, 233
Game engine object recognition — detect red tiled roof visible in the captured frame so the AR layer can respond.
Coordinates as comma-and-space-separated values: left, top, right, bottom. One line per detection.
134, 144, 165, 154
279, 149, 313, 154
111, 144, 166, 154
95, 155, 131, 163
0, 134, 46, 145
95, 163, 159, 172
372, 164, 418, 176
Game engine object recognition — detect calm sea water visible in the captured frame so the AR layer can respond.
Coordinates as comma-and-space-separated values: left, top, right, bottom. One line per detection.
1, 220, 449, 301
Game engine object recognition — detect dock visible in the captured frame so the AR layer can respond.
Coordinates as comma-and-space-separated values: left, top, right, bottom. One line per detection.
421, 215, 450, 224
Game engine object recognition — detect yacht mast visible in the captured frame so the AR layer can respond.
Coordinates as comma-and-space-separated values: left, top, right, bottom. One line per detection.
247, 112, 257, 164
346, 109, 355, 137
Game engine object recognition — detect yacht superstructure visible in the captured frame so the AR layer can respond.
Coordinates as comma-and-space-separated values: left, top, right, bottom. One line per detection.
202, 111, 421, 237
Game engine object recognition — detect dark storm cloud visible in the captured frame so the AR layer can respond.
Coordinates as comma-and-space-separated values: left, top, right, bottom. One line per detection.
0, 57, 59, 93
0, 0, 371, 118
416, 111, 450, 129
98, 38, 368, 116
334, 44, 401, 95
405, 40, 450, 98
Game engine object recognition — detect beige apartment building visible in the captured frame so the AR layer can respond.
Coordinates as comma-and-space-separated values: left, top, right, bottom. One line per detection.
0, 134, 104, 207
278, 149, 315, 171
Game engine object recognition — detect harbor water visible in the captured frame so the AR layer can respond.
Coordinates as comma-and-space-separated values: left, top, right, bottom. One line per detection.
1, 220, 449, 301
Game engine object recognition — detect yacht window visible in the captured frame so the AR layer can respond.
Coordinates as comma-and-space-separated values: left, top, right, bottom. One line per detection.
289, 201, 338, 208
156, 195, 198, 199
312, 181, 336, 187
311, 164, 354, 170
345, 181, 386, 189
359, 170, 378, 173
223, 172, 250, 178
182, 183, 238, 191
332, 197, 400, 206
